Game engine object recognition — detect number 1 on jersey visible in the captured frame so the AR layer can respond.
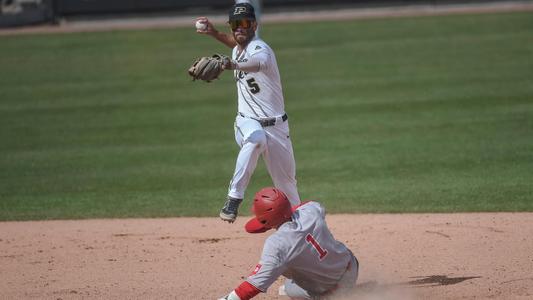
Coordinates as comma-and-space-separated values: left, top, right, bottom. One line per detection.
306, 233, 328, 260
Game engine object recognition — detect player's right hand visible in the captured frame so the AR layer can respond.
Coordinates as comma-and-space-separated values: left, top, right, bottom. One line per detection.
195, 17, 216, 36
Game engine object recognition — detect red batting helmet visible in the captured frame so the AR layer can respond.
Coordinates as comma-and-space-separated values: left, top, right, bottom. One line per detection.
245, 187, 293, 233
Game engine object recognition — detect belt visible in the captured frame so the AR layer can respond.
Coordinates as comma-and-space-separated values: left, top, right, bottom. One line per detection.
238, 113, 288, 127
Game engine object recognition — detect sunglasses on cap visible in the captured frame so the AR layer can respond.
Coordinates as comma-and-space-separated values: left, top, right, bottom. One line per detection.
229, 19, 254, 31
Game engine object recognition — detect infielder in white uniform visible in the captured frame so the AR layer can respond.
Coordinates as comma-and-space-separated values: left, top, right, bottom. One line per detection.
218, 187, 359, 300
196, 3, 301, 222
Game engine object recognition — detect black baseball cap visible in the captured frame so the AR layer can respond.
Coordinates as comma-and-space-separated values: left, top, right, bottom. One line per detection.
229, 3, 256, 21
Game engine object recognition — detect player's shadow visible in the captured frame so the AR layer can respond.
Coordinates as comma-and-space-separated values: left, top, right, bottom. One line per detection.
355, 275, 481, 292
405, 275, 481, 287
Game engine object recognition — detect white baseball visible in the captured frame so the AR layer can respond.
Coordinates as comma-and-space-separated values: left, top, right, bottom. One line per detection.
195, 20, 207, 31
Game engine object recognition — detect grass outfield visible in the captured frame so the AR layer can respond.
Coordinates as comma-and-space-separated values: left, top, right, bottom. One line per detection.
1, 12, 532, 220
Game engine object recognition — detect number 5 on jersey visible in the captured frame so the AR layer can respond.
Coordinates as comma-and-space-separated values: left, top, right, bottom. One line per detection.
246, 78, 260, 94
306, 233, 328, 260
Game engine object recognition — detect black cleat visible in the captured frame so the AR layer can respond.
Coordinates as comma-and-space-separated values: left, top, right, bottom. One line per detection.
219, 197, 243, 223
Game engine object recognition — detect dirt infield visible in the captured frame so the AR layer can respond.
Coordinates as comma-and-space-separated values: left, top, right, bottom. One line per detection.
1, 213, 532, 299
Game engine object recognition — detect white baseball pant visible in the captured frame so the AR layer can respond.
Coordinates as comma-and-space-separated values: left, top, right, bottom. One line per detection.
227, 114, 300, 206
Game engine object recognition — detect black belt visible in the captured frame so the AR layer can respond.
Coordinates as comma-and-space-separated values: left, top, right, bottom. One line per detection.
239, 113, 288, 127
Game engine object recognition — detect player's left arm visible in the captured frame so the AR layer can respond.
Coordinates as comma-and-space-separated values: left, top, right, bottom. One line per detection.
218, 260, 284, 300
224, 50, 269, 73
218, 237, 288, 300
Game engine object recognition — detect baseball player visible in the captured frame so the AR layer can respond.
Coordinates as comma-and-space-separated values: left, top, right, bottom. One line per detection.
218, 187, 359, 300
196, 3, 301, 223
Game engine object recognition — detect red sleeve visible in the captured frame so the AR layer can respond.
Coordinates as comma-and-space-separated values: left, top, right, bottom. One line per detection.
234, 281, 261, 300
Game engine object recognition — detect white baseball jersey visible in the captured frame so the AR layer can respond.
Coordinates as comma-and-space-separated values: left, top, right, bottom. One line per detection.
246, 202, 354, 295
227, 36, 300, 205
232, 37, 285, 118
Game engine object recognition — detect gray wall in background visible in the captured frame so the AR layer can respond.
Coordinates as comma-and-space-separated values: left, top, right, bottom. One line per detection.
0, 0, 55, 27
0, 0, 520, 28
51, 0, 514, 16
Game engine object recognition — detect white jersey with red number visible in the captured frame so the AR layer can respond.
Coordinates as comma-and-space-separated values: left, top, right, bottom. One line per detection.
246, 202, 353, 294
232, 37, 285, 118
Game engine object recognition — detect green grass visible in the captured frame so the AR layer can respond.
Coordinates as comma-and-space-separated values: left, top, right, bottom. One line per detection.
1, 12, 532, 220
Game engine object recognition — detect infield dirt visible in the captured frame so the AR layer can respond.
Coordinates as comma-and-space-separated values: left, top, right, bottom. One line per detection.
1, 213, 532, 299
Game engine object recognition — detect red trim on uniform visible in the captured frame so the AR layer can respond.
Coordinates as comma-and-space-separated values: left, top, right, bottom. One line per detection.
250, 263, 262, 276
234, 281, 261, 300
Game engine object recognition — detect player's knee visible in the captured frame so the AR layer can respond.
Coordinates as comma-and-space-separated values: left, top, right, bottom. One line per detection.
246, 130, 267, 149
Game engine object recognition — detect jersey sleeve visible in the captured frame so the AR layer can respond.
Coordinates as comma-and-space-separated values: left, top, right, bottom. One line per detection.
248, 40, 269, 56
235, 53, 268, 73
297, 201, 325, 219
317, 202, 326, 219
246, 234, 289, 292
246, 41, 271, 72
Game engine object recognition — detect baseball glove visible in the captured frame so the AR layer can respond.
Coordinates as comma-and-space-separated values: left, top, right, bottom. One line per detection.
187, 54, 230, 82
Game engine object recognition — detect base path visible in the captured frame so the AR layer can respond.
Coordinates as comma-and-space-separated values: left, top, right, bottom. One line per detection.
1, 213, 532, 299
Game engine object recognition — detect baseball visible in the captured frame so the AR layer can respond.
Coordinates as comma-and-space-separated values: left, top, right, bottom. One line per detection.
195, 20, 207, 31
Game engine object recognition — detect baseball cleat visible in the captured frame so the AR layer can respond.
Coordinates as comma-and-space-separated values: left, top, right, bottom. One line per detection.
220, 197, 243, 223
